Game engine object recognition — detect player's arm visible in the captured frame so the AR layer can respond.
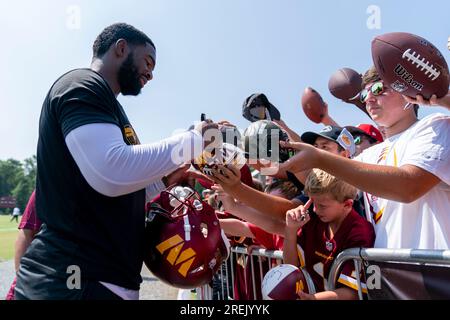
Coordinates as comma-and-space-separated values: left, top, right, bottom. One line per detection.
210, 165, 298, 220
280, 142, 441, 203
65, 121, 218, 198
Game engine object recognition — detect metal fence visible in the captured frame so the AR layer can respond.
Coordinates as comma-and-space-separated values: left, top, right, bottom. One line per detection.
196, 246, 283, 300
327, 248, 450, 300
192, 246, 450, 300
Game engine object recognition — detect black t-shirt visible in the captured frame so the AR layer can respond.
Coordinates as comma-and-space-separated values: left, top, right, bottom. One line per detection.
21, 69, 145, 293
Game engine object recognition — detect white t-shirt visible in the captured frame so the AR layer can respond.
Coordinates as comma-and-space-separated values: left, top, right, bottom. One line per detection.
356, 113, 450, 249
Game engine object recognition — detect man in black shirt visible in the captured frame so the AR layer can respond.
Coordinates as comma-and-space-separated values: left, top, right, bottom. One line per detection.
15, 23, 212, 300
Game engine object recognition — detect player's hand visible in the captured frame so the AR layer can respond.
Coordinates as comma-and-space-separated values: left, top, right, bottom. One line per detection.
278, 141, 320, 173
403, 92, 450, 109
285, 200, 312, 231
211, 184, 237, 211
210, 164, 241, 189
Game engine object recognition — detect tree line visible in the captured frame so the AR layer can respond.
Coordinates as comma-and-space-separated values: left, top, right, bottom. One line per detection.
0, 156, 36, 214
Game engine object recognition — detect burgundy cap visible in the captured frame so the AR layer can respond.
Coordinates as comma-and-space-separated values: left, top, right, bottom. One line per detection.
346, 124, 383, 143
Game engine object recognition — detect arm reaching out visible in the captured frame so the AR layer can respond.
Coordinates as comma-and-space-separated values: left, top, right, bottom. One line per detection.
273, 119, 302, 143
283, 200, 312, 266
320, 102, 340, 127
298, 287, 358, 300
279, 141, 441, 203
219, 218, 254, 238
213, 185, 286, 235
209, 165, 298, 220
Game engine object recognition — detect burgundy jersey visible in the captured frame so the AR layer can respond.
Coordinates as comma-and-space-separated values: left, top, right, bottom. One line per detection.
19, 190, 42, 231
296, 209, 375, 293
6, 190, 41, 301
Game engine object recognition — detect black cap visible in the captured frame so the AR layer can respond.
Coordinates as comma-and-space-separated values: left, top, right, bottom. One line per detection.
301, 126, 344, 145
242, 93, 281, 122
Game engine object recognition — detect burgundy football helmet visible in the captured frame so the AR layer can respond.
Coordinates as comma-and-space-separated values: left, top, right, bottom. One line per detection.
144, 185, 230, 289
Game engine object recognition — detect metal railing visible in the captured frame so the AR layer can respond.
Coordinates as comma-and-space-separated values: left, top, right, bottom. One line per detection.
193, 247, 450, 300
195, 246, 284, 300
327, 248, 450, 300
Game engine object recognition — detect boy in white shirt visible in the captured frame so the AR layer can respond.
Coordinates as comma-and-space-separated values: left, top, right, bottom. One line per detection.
279, 66, 450, 249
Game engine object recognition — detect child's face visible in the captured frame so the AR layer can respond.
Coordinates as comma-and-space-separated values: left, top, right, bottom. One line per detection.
309, 193, 352, 223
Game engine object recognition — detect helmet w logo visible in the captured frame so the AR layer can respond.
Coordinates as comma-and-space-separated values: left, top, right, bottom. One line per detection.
156, 234, 196, 277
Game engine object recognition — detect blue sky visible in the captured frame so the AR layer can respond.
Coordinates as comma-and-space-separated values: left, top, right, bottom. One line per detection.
1, 0, 449, 161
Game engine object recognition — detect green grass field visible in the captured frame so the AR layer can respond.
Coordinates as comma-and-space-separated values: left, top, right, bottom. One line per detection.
0, 215, 19, 262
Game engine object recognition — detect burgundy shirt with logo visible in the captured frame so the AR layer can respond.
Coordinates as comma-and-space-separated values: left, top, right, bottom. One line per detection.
296, 209, 375, 293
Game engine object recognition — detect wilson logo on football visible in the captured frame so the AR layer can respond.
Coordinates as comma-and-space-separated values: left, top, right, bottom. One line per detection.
394, 64, 424, 92
156, 234, 196, 277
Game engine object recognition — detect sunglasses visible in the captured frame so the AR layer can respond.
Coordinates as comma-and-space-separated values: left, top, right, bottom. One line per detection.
354, 135, 378, 145
360, 81, 386, 103
360, 81, 413, 110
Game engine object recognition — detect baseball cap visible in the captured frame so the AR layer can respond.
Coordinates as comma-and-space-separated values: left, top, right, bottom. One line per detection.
242, 93, 281, 122
345, 124, 383, 143
301, 126, 356, 155
301, 126, 344, 145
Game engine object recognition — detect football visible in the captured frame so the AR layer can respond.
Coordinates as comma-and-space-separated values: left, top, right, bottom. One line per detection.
328, 67, 362, 101
261, 264, 315, 300
301, 87, 326, 124
328, 67, 370, 117
371, 32, 449, 99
